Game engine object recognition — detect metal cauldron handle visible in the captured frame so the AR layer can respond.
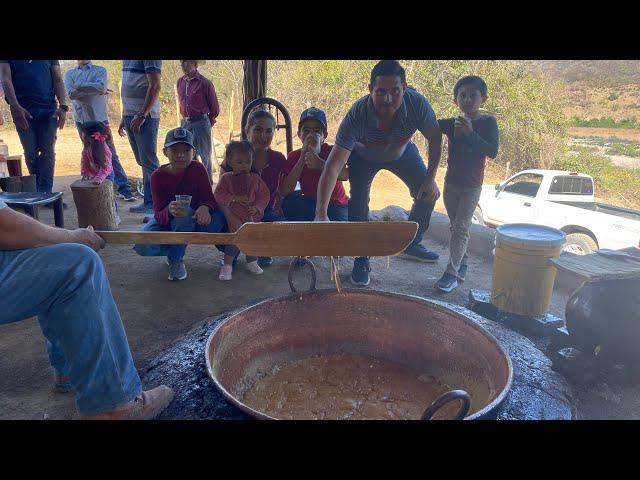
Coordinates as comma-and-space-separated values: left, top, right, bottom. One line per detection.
421, 389, 471, 420
288, 257, 317, 293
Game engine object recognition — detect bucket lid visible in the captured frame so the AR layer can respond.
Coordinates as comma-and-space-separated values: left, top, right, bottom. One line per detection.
496, 223, 566, 248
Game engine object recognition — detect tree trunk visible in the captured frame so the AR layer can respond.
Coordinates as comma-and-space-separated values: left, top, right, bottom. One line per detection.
70, 179, 119, 230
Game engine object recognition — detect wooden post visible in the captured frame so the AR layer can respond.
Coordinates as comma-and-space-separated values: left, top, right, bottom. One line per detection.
174, 84, 181, 127
118, 81, 123, 119
70, 179, 119, 230
228, 88, 235, 142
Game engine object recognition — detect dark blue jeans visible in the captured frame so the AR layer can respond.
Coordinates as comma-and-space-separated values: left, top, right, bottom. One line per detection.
347, 142, 435, 247
282, 192, 348, 221
133, 208, 226, 262
76, 122, 132, 197
15, 114, 58, 193
123, 116, 160, 210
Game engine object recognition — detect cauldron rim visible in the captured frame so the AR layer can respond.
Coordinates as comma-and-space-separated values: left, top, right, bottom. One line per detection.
205, 289, 514, 420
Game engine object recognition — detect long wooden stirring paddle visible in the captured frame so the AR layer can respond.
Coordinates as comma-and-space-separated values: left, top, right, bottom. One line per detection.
96, 221, 418, 257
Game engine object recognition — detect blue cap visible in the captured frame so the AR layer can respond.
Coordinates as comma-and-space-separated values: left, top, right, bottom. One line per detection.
164, 127, 195, 148
298, 107, 327, 133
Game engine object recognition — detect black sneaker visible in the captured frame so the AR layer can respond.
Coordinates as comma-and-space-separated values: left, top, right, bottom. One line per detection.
402, 243, 439, 263
435, 272, 458, 293
258, 257, 273, 268
350, 257, 371, 287
457, 264, 468, 283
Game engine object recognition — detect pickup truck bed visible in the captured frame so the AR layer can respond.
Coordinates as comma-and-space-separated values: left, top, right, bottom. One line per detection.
552, 201, 640, 222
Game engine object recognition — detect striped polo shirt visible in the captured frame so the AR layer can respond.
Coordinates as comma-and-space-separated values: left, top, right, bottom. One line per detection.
121, 60, 162, 118
335, 87, 437, 164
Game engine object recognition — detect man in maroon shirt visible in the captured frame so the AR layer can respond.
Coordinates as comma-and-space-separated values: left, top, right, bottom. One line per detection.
177, 60, 220, 182
280, 108, 349, 221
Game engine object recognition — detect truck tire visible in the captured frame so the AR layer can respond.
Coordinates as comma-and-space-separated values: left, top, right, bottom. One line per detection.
472, 207, 485, 226
564, 233, 598, 255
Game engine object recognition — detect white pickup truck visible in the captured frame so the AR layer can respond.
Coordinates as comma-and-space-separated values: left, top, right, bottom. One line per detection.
474, 169, 640, 254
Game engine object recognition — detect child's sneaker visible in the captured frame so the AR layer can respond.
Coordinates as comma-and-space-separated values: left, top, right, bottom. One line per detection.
246, 260, 264, 275
219, 264, 233, 281
80, 385, 174, 420
168, 261, 187, 281
435, 272, 458, 293
118, 192, 137, 202
350, 257, 371, 287
457, 264, 468, 283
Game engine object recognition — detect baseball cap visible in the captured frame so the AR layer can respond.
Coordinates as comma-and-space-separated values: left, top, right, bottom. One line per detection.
164, 127, 195, 148
298, 107, 327, 133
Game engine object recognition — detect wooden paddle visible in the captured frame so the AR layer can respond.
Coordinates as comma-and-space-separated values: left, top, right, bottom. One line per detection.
96, 221, 418, 257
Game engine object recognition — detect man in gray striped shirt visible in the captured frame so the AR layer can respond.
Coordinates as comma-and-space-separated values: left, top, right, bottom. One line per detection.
315, 60, 443, 287
64, 60, 135, 201
118, 60, 162, 219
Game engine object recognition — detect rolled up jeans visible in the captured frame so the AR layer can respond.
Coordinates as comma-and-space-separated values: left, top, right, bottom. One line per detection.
123, 116, 160, 210
133, 207, 226, 262
0, 243, 141, 415
443, 182, 482, 276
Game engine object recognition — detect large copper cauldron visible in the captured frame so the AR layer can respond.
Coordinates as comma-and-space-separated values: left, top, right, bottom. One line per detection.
206, 289, 513, 420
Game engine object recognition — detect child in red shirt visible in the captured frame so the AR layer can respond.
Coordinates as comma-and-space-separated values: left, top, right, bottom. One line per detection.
279, 107, 349, 221
133, 127, 225, 281
214, 140, 270, 280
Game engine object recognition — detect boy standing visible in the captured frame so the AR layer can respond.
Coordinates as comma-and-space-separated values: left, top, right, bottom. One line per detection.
435, 76, 499, 292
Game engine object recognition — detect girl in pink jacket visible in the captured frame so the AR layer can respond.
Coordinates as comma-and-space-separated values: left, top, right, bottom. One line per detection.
214, 141, 270, 280
80, 121, 113, 184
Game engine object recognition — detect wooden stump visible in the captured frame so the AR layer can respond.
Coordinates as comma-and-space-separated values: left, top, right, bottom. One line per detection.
70, 179, 119, 230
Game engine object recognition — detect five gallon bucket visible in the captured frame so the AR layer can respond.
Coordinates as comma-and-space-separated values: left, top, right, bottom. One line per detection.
491, 224, 566, 316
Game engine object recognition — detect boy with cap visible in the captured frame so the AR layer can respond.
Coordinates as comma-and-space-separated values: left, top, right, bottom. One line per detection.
280, 107, 349, 221
133, 127, 225, 281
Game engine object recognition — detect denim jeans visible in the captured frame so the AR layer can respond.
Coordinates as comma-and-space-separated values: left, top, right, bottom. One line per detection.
123, 116, 160, 210
261, 207, 287, 222
133, 208, 226, 262
75, 122, 132, 197
0, 243, 141, 415
347, 142, 435, 247
15, 114, 58, 193
282, 192, 348, 221
181, 116, 213, 181
443, 182, 482, 276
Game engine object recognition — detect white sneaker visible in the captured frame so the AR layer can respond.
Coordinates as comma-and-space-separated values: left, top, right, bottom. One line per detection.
246, 260, 264, 275
219, 264, 233, 281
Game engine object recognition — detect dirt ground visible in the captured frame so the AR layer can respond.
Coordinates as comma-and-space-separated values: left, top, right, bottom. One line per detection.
1, 125, 638, 420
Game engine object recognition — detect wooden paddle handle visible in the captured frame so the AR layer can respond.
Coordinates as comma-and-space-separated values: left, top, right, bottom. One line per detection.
96, 231, 237, 245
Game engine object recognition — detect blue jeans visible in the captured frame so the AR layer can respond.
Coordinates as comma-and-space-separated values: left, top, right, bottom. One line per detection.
261, 207, 287, 222
282, 192, 348, 221
347, 142, 435, 247
15, 114, 58, 193
76, 122, 132, 197
123, 116, 160, 210
181, 116, 213, 181
0, 244, 141, 415
133, 208, 226, 262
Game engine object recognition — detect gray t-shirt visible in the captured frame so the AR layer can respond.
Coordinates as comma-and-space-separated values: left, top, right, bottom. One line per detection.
121, 60, 161, 118
335, 87, 437, 164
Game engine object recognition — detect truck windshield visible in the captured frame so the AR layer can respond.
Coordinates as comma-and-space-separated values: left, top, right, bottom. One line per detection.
548, 176, 594, 195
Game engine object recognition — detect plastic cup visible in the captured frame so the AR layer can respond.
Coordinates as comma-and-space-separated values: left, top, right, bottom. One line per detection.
175, 194, 192, 214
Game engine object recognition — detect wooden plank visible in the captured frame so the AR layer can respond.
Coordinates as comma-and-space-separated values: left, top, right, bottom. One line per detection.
97, 221, 418, 257
551, 252, 640, 281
